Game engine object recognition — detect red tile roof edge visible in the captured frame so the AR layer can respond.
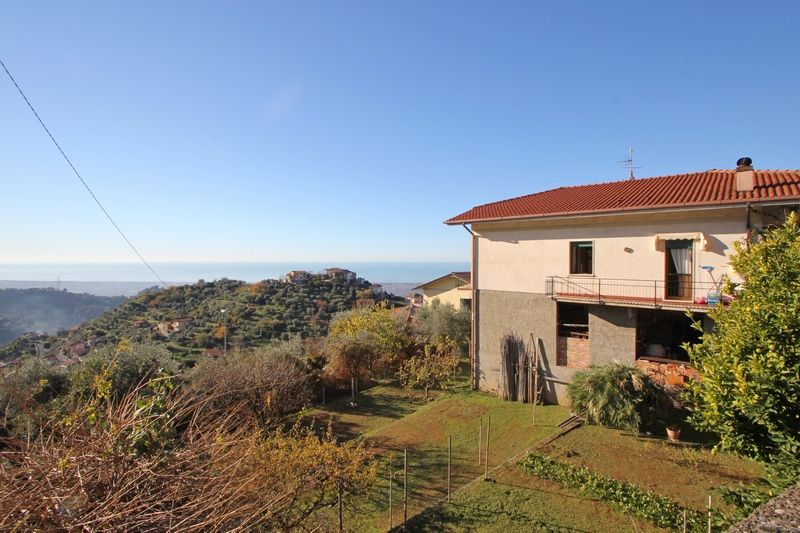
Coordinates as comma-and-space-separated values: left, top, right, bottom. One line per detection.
444, 169, 800, 225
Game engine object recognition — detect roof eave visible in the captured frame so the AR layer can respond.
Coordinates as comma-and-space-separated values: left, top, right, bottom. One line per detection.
444, 196, 800, 226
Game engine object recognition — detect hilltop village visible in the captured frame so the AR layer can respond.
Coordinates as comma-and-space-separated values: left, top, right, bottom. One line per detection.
0, 267, 408, 368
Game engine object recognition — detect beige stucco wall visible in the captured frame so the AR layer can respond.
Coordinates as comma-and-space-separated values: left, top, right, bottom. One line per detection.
473, 208, 749, 294
421, 277, 471, 308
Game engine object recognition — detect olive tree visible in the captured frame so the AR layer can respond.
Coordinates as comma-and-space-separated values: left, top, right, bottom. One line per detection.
415, 298, 471, 357
69, 339, 179, 400
188, 337, 314, 428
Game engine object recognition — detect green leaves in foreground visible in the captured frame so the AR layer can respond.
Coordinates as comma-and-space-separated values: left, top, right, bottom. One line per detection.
684, 213, 800, 466
519, 453, 722, 532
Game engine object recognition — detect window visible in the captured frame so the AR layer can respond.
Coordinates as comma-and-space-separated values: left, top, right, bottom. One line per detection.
557, 303, 590, 368
570, 241, 593, 275
665, 239, 693, 300
460, 298, 471, 311
557, 303, 589, 339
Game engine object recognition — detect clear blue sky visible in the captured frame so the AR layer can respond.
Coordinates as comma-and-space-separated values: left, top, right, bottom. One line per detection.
2, 1, 798, 264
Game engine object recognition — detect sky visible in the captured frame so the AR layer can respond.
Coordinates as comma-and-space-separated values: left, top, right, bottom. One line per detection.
2, 1, 799, 265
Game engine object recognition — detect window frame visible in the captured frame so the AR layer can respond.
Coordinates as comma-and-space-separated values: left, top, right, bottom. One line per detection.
569, 241, 594, 275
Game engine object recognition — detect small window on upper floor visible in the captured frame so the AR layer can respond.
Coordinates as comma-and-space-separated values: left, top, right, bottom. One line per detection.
570, 241, 593, 275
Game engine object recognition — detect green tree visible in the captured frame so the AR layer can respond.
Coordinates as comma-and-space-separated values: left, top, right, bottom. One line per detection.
684, 213, 800, 471
400, 347, 458, 400
326, 303, 410, 383
415, 298, 471, 357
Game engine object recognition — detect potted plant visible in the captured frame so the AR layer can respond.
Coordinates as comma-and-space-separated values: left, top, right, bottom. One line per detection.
666, 426, 681, 441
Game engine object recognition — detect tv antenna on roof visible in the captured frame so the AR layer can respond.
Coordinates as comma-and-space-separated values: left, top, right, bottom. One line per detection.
618, 146, 642, 180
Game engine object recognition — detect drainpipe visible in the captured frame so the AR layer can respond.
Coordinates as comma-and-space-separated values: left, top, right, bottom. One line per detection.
745, 202, 751, 252
462, 224, 477, 389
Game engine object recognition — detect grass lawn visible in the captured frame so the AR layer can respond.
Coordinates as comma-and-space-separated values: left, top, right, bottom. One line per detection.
299, 379, 764, 532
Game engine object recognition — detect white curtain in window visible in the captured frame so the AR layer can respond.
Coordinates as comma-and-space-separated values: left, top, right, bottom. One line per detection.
670, 248, 692, 275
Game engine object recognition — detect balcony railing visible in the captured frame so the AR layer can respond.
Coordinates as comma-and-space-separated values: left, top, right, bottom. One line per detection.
545, 276, 729, 310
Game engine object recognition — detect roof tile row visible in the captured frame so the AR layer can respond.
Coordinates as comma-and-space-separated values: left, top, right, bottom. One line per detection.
445, 170, 800, 225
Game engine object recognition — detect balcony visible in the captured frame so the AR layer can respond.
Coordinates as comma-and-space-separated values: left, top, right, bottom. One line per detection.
545, 276, 731, 311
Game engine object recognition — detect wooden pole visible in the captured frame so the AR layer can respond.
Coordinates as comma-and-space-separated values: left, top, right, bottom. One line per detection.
478, 417, 482, 465
484, 414, 490, 479
403, 449, 408, 529
322, 387, 325, 405
683, 510, 687, 533
447, 436, 452, 503
351, 377, 355, 401
532, 336, 540, 426
389, 455, 393, 530
708, 495, 712, 533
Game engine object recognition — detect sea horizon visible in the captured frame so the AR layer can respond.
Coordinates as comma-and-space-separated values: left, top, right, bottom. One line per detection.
0, 261, 470, 285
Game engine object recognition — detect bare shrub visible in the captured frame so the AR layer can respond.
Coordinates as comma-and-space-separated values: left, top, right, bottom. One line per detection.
0, 367, 375, 531
187, 339, 315, 429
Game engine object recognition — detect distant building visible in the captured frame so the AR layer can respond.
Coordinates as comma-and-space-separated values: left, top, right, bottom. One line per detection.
323, 268, 357, 281
281, 270, 309, 283
63, 341, 90, 358
156, 317, 193, 337
414, 272, 472, 310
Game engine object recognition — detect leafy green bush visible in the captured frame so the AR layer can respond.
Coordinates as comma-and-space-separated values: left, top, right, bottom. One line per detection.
567, 362, 668, 435
69, 339, 179, 401
684, 213, 800, 464
0, 356, 69, 435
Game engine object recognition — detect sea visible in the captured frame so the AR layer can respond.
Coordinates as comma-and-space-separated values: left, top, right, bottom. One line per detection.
0, 262, 470, 297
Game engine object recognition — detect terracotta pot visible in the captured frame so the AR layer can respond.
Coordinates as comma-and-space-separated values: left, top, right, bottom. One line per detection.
667, 427, 681, 441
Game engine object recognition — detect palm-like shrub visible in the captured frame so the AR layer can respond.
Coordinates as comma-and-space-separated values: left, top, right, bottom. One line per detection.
567, 363, 667, 435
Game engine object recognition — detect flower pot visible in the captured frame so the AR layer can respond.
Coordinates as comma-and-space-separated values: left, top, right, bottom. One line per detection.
667, 427, 681, 441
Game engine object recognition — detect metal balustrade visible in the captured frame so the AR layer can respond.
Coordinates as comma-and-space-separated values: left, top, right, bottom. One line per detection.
545, 276, 728, 310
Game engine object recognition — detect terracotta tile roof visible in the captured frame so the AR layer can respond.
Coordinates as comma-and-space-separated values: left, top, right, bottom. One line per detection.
445, 170, 800, 225
452, 271, 471, 284
413, 271, 472, 290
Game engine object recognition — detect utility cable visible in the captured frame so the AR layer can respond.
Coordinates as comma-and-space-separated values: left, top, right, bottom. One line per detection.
1, 59, 168, 289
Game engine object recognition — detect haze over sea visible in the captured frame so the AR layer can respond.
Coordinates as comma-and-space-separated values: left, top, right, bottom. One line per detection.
0, 262, 470, 296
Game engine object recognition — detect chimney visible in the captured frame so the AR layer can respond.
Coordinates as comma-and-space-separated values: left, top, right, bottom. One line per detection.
736, 157, 754, 192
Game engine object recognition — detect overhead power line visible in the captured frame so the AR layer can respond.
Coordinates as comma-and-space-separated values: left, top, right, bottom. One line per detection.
1, 59, 167, 289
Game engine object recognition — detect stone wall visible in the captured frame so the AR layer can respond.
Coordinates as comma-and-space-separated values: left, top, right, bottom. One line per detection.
475, 290, 578, 403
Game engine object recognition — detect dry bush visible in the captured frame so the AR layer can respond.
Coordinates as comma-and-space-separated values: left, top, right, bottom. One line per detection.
0, 368, 375, 532
187, 342, 315, 429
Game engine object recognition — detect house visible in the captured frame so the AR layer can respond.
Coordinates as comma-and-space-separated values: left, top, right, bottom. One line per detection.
282, 270, 309, 283
63, 341, 90, 358
156, 317, 193, 337
414, 272, 472, 309
445, 158, 800, 404
323, 268, 357, 281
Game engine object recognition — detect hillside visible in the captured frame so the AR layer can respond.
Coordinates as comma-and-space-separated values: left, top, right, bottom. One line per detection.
0, 288, 126, 346
0, 274, 402, 365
